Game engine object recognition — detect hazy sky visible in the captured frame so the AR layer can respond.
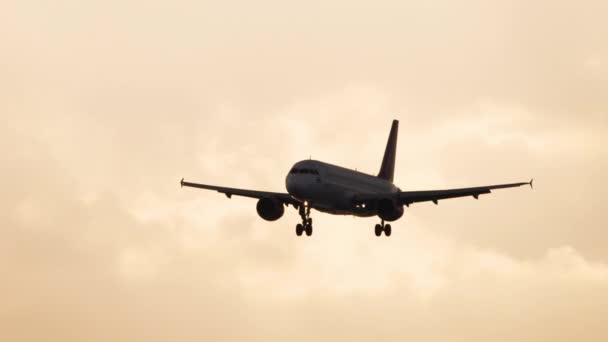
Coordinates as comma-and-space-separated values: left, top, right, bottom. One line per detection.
2, 1, 608, 341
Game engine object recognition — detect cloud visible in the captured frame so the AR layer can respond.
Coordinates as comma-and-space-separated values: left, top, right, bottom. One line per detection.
2, 114, 608, 341
2, 0, 608, 340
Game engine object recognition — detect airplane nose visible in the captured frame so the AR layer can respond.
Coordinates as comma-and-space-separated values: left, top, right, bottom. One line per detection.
286, 175, 307, 198
286, 176, 299, 195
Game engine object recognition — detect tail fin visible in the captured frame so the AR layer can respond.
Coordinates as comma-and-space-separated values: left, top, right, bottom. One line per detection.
377, 120, 399, 183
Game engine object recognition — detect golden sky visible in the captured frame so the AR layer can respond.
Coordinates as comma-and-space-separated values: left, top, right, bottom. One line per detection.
2, 0, 608, 341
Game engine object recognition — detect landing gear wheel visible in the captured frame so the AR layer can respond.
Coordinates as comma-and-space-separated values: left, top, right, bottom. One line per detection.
305, 224, 313, 236
375, 224, 382, 237
296, 223, 304, 236
384, 224, 392, 237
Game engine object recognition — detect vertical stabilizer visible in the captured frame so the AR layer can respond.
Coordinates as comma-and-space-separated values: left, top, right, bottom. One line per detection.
377, 120, 399, 183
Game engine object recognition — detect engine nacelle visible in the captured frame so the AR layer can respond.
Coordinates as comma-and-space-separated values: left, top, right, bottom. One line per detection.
377, 198, 404, 221
256, 197, 285, 221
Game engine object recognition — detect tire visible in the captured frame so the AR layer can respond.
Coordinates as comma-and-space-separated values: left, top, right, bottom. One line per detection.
384, 224, 392, 237
305, 225, 313, 236
296, 223, 304, 236
374, 224, 382, 237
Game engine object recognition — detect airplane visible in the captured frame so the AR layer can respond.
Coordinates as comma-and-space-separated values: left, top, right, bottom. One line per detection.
181, 119, 533, 237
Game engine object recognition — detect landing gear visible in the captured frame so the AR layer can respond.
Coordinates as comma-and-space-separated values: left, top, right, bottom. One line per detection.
305, 220, 313, 236
374, 220, 392, 237
384, 224, 392, 237
296, 203, 313, 237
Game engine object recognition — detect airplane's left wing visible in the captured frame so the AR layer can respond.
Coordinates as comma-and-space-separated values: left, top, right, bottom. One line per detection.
398, 179, 533, 206
353, 179, 532, 206
180, 179, 300, 206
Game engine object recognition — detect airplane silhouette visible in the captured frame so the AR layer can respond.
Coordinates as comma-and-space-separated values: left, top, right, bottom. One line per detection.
181, 120, 532, 237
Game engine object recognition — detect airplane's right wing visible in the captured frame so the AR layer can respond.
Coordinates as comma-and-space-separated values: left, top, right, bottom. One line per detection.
397, 180, 533, 206
180, 179, 301, 206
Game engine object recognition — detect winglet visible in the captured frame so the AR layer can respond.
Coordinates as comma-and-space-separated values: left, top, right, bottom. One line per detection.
529, 178, 534, 189
180, 178, 184, 188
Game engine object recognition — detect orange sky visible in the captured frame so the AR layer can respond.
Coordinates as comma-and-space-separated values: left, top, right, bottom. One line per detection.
1, 1, 607, 341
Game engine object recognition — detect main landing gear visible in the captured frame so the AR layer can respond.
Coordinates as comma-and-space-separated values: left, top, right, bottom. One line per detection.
374, 220, 392, 237
296, 203, 313, 237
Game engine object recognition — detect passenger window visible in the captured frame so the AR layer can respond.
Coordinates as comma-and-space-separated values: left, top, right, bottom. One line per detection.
291, 168, 299, 174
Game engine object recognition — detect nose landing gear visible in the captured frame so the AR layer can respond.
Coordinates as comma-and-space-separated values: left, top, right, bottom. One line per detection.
296, 203, 313, 237
374, 220, 392, 237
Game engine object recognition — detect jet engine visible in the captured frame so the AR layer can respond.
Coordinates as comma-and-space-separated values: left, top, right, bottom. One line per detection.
256, 197, 285, 221
377, 198, 404, 221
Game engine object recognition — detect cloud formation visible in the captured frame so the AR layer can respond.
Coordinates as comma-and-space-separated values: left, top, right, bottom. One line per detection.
2, 0, 607, 341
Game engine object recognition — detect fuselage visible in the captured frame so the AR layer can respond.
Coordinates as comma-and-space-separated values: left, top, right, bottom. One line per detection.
285, 160, 400, 216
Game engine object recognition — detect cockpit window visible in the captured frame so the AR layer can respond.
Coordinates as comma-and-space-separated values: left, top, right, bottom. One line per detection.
290, 168, 319, 175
